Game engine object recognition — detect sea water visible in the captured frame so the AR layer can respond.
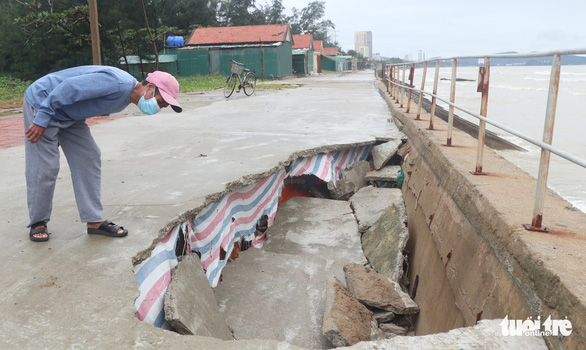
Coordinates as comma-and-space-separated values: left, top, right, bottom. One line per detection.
410, 65, 586, 213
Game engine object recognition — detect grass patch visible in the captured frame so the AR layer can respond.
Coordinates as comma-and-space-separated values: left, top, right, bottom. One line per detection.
0, 76, 30, 109
0, 74, 298, 110
321, 70, 338, 74
177, 74, 227, 92
256, 83, 298, 90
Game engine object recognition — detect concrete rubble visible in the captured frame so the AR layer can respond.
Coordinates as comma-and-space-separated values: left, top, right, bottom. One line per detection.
164, 254, 233, 339
349, 187, 405, 232
327, 160, 371, 200
347, 319, 549, 350
364, 165, 402, 183
361, 204, 410, 282
322, 277, 374, 347
371, 139, 403, 170
343, 264, 419, 315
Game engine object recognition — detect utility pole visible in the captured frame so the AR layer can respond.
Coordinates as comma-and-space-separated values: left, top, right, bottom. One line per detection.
88, 0, 101, 65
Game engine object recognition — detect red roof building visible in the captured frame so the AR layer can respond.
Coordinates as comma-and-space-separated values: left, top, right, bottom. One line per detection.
313, 40, 324, 54
292, 34, 314, 50
323, 47, 339, 56
187, 24, 293, 46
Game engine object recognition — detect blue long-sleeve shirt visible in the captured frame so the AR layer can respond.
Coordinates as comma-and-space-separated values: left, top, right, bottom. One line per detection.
25, 66, 137, 128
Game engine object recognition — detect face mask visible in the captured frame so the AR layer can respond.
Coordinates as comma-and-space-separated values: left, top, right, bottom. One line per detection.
137, 88, 161, 115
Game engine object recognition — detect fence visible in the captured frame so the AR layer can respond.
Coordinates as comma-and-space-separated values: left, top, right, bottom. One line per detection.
384, 49, 586, 232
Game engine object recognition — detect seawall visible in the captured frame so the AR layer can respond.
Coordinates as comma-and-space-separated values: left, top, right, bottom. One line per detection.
375, 79, 586, 349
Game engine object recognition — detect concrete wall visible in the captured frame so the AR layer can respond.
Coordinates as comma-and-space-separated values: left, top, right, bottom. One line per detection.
375, 79, 586, 350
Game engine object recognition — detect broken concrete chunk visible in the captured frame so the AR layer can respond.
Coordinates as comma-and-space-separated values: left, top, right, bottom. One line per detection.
372, 309, 395, 323
343, 264, 419, 315
322, 277, 374, 347
164, 254, 233, 340
379, 322, 408, 336
372, 139, 402, 170
365, 165, 402, 183
327, 160, 371, 200
396, 140, 412, 159
361, 204, 409, 282
370, 319, 387, 341
344, 319, 549, 349
349, 187, 405, 233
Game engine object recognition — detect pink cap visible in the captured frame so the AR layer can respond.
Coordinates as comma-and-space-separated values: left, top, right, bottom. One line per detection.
146, 71, 183, 113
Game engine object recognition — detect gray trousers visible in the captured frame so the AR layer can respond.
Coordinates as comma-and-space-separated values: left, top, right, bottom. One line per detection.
24, 100, 103, 227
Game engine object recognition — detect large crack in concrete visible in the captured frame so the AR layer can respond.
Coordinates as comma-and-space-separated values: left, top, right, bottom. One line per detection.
132, 141, 382, 328
132, 141, 379, 266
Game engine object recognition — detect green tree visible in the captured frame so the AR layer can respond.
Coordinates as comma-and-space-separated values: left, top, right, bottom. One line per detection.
287, 1, 334, 45
158, 0, 219, 31
261, 0, 285, 24
218, 0, 265, 26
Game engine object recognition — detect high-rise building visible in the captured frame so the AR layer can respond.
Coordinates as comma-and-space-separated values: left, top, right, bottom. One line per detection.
354, 31, 372, 59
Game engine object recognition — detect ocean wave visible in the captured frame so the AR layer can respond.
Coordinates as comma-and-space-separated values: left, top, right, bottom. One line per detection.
492, 84, 547, 92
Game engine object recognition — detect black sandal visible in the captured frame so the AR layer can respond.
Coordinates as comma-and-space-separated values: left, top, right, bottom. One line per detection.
29, 222, 50, 242
87, 220, 128, 237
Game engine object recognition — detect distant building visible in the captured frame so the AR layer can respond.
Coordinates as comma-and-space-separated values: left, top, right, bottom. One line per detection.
182, 24, 294, 78
354, 31, 372, 59
292, 34, 314, 74
418, 50, 426, 61
373, 53, 381, 61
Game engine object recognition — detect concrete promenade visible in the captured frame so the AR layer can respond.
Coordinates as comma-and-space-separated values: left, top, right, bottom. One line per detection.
0, 72, 394, 348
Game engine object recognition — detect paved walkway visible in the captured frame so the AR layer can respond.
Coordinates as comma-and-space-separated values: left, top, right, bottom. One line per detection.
0, 71, 395, 349
0, 115, 129, 149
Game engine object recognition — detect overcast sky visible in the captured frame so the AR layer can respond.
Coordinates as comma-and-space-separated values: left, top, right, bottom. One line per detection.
280, 0, 586, 58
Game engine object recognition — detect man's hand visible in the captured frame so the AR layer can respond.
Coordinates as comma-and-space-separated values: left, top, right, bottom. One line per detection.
25, 124, 46, 143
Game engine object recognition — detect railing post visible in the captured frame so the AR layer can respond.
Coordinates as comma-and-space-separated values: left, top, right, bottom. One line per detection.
429, 59, 440, 130
447, 58, 457, 146
385, 67, 391, 93
472, 58, 490, 175
400, 64, 406, 108
406, 64, 415, 113
524, 54, 562, 232
389, 66, 394, 97
416, 61, 427, 120
395, 65, 401, 102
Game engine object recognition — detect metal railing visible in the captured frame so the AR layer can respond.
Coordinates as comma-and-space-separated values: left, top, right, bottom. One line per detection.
384, 49, 586, 232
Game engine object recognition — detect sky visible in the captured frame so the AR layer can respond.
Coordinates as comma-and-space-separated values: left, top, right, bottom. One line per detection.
279, 0, 586, 59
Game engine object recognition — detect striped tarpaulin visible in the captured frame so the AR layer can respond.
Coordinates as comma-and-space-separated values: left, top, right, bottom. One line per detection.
133, 145, 372, 327
189, 168, 287, 287
289, 145, 372, 184
133, 224, 182, 328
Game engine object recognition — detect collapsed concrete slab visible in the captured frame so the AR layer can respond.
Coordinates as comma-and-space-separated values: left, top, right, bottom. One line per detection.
361, 204, 409, 282
371, 139, 402, 170
164, 254, 233, 340
346, 319, 549, 349
323, 277, 374, 347
213, 248, 332, 349
364, 165, 402, 183
343, 264, 419, 315
327, 160, 371, 200
349, 187, 405, 232
214, 196, 368, 349
264, 197, 367, 280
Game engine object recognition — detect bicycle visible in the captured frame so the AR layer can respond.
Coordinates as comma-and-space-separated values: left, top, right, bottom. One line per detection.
224, 59, 257, 98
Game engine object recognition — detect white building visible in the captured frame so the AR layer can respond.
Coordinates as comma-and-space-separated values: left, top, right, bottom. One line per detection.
354, 31, 372, 59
